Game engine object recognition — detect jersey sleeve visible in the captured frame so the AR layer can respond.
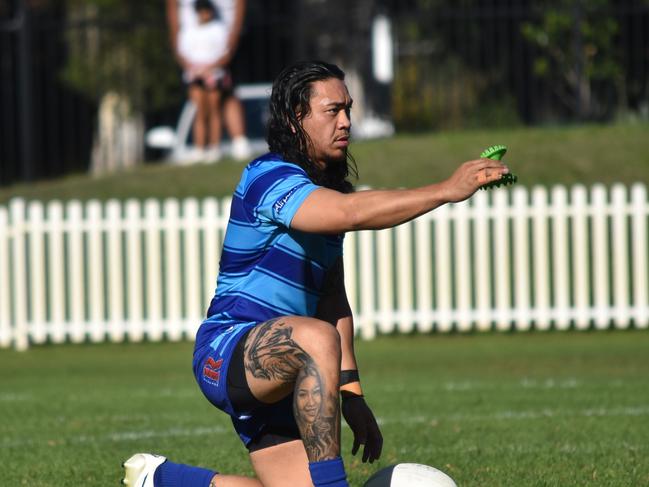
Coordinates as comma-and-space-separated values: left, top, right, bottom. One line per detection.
245, 163, 320, 228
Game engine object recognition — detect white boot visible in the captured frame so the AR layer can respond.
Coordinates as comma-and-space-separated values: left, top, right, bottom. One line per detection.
122, 453, 166, 487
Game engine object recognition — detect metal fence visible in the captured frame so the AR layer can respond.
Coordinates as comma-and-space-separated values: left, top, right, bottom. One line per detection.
2, 183, 648, 350
2, 1, 648, 185
0, 0, 295, 185
389, 1, 649, 130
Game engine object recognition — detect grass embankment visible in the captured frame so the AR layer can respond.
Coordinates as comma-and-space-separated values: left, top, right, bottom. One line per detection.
1, 123, 647, 204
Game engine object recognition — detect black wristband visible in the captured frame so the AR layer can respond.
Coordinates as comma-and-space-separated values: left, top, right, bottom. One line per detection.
340, 369, 360, 386
341, 390, 364, 400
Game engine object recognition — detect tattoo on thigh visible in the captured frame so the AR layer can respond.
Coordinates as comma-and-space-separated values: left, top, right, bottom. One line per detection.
245, 318, 340, 461
244, 319, 309, 383
209, 479, 218, 487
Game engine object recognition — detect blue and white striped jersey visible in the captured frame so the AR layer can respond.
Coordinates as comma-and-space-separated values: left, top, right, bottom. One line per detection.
195, 153, 344, 349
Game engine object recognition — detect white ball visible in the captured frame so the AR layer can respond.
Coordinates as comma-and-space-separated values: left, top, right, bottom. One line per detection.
363, 463, 458, 487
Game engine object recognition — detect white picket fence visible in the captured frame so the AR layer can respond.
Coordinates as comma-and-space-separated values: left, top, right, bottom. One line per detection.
1, 183, 648, 350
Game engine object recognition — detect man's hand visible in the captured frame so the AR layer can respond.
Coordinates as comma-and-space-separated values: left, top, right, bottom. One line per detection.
341, 393, 383, 463
440, 158, 509, 203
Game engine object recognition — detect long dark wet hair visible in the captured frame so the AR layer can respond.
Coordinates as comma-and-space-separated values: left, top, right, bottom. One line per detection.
266, 60, 357, 194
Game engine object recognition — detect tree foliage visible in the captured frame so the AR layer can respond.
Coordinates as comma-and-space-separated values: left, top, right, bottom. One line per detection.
389, 0, 522, 130
61, 0, 183, 111
521, 0, 624, 120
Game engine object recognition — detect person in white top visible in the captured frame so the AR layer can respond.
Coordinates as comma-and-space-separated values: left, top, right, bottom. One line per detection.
166, 0, 252, 163
178, 4, 229, 88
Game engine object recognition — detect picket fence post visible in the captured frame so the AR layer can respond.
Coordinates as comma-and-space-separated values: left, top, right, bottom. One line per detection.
184, 198, 202, 337
68, 200, 85, 343
571, 185, 590, 330
434, 203, 452, 332
532, 186, 550, 330
512, 186, 531, 330
591, 185, 610, 329
164, 198, 182, 341
144, 198, 163, 341
631, 184, 648, 328
10, 199, 28, 350
376, 227, 393, 334
27, 201, 47, 344
125, 199, 144, 342
105, 200, 124, 341
87, 200, 105, 343
414, 215, 433, 333
453, 199, 472, 332
611, 184, 630, 329
551, 185, 570, 329
0, 204, 10, 348
473, 190, 491, 331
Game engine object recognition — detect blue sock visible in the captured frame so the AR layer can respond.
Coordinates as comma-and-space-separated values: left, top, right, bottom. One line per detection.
153, 460, 217, 487
308, 457, 349, 487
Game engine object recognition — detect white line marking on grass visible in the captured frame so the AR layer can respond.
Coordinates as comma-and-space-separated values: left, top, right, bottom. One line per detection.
382, 378, 588, 393
454, 441, 647, 455
0, 425, 229, 449
62, 388, 200, 402
375, 405, 649, 426
396, 440, 649, 456
105, 425, 229, 442
0, 393, 31, 402
519, 378, 581, 389
580, 406, 649, 417
128, 388, 200, 398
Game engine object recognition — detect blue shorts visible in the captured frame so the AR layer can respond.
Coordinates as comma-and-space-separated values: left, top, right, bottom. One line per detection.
192, 319, 298, 447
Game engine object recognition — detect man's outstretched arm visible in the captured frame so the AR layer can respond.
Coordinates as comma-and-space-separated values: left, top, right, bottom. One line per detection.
291, 157, 509, 234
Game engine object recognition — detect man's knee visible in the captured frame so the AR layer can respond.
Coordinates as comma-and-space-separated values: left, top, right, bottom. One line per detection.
243, 317, 340, 399
291, 317, 341, 358
244, 317, 340, 375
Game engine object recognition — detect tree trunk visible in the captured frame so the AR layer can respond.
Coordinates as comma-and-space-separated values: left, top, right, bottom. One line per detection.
91, 91, 144, 176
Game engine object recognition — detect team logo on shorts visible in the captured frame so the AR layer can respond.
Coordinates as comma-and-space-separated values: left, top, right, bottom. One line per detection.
203, 357, 223, 385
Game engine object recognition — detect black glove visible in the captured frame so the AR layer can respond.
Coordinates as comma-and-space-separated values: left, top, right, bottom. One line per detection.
341, 392, 383, 463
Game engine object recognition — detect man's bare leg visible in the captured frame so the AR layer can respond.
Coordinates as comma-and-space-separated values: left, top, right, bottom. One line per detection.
250, 440, 312, 487
122, 454, 263, 487
208, 474, 263, 487
243, 316, 342, 461
212, 315, 330, 487
123, 317, 342, 486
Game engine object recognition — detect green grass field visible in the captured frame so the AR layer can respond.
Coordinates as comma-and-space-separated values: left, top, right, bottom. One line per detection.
2, 331, 648, 486
1, 123, 648, 203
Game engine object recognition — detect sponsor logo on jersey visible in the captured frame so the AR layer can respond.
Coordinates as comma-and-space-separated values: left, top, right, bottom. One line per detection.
273, 186, 299, 214
203, 357, 223, 384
